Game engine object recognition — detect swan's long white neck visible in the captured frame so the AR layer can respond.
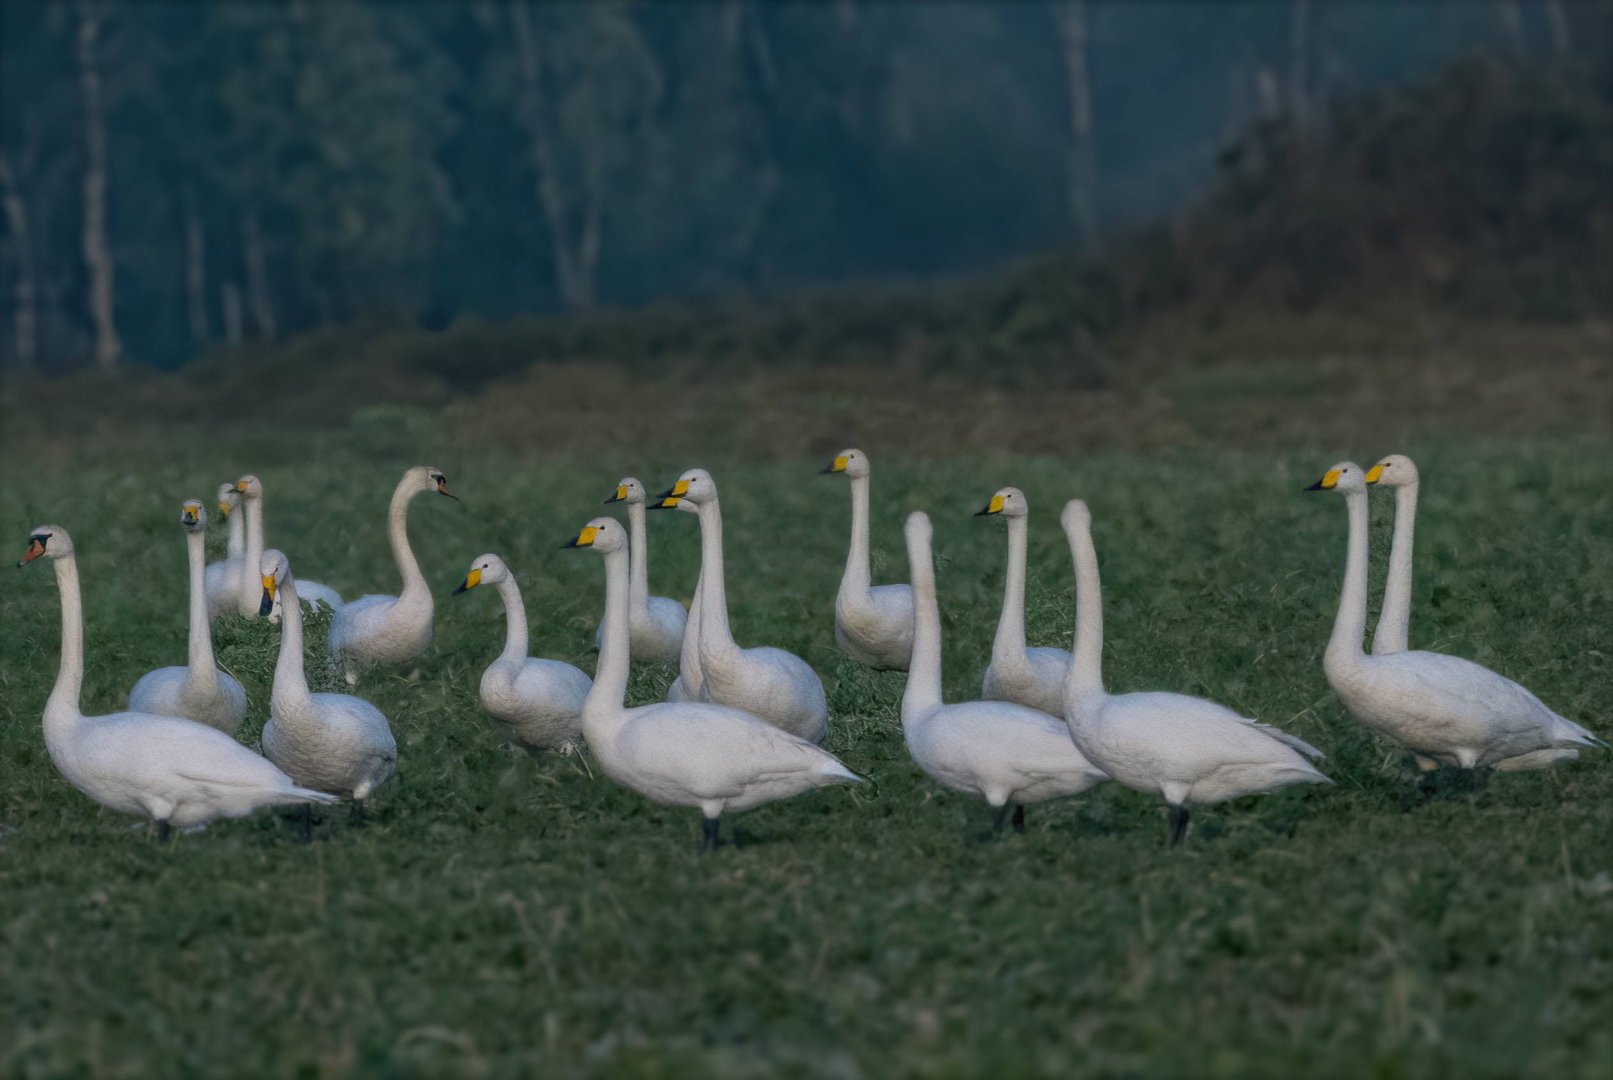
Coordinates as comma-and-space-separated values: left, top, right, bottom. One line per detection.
841, 476, 872, 598
495, 576, 530, 666
695, 499, 739, 661
388, 479, 428, 600
582, 545, 631, 737
185, 528, 218, 691
1373, 482, 1418, 655
992, 515, 1030, 665
45, 554, 86, 735
1326, 490, 1371, 669
627, 502, 651, 617
679, 566, 704, 692
225, 506, 244, 559
238, 495, 264, 616
272, 571, 313, 709
1064, 515, 1106, 702
902, 526, 944, 722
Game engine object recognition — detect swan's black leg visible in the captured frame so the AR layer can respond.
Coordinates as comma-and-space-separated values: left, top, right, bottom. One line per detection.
1011, 804, 1026, 834
1167, 805, 1190, 848
991, 804, 1011, 835
300, 803, 314, 843
350, 799, 366, 827
155, 820, 172, 845
700, 817, 721, 853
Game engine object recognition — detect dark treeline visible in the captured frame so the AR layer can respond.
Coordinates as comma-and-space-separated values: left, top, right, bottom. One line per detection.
0, 0, 1604, 372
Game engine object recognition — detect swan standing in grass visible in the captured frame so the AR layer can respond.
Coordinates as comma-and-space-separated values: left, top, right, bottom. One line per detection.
1365, 453, 1419, 655
456, 553, 591, 752
20, 526, 334, 840
204, 482, 244, 619
1059, 500, 1329, 846
652, 469, 829, 743
567, 516, 860, 851
1309, 462, 1604, 773
261, 550, 397, 817
128, 500, 248, 734
822, 449, 914, 670
233, 474, 346, 620
978, 487, 1069, 716
595, 478, 687, 663
327, 465, 457, 683
901, 512, 1106, 834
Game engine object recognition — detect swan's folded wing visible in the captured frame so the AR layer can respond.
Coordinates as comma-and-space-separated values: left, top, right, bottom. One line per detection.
620, 704, 838, 796
1384, 651, 1558, 736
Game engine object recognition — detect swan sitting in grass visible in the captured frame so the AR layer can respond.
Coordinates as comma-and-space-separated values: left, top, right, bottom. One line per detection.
233, 474, 345, 620
901, 511, 1106, 835
1060, 499, 1330, 846
822, 449, 914, 670
978, 487, 1068, 716
327, 465, 457, 682
567, 516, 860, 851
595, 477, 687, 664
128, 500, 248, 734
204, 482, 244, 619
456, 553, 591, 752
20, 526, 334, 840
1310, 462, 1605, 773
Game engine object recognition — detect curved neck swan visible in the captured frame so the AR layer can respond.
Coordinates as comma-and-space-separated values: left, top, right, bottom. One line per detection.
694, 498, 740, 662
495, 576, 531, 667
902, 512, 944, 721
1061, 503, 1106, 704
184, 523, 218, 693
387, 475, 429, 602
44, 550, 86, 738
583, 532, 633, 736
269, 564, 313, 710
993, 514, 1031, 665
1375, 480, 1418, 655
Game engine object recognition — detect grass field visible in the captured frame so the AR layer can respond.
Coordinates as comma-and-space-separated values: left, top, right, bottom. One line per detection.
2, 330, 1611, 1078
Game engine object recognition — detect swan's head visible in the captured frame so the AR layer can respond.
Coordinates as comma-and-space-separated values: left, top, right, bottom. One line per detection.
1059, 499, 1092, 534
903, 510, 933, 547
454, 553, 511, 594
650, 468, 715, 513
563, 516, 627, 555
1305, 461, 1368, 495
180, 499, 206, 533
216, 483, 240, 519
18, 524, 72, 566
405, 465, 458, 501
605, 477, 645, 505
235, 474, 263, 501
258, 548, 291, 616
976, 486, 1028, 520
1365, 454, 1418, 489
822, 448, 870, 480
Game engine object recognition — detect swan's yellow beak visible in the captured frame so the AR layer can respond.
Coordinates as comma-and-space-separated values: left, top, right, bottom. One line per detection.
669, 479, 691, 497
18, 536, 46, 566
1305, 469, 1342, 491
181, 505, 201, 526
976, 494, 1006, 516
647, 497, 681, 510
454, 567, 482, 594
259, 575, 277, 617
217, 502, 232, 518
822, 455, 849, 474
235, 479, 250, 493
605, 485, 629, 504
1364, 464, 1385, 485
564, 525, 599, 549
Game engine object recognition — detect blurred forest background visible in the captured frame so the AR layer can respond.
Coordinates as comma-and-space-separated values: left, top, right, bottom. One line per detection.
1, 0, 1608, 376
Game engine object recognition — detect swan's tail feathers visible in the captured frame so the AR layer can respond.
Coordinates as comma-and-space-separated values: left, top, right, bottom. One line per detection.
1251, 721, 1326, 760
1555, 716, 1610, 751
818, 759, 864, 786
1494, 748, 1580, 772
285, 786, 340, 806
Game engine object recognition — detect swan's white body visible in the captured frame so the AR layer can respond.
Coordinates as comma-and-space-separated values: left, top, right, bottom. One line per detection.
327, 466, 455, 679
233, 474, 345, 621
980, 488, 1069, 716
1058, 501, 1329, 843
22, 526, 333, 830
901, 512, 1105, 820
825, 450, 914, 670
1315, 462, 1603, 771
459, 554, 590, 752
203, 484, 244, 619
129, 501, 248, 734
569, 516, 859, 847
657, 470, 829, 743
261, 550, 397, 802
595, 479, 687, 664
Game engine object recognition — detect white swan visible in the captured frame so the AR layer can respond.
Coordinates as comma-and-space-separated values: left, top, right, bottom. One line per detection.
326, 465, 457, 682
203, 482, 243, 619
128, 500, 249, 734
652, 469, 830, 743
233, 474, 346, 620
594, 477, 688, 664
823, 449, 914, 670
566, 516, 860, 850
979, 487, 1069, 716
1364, 453, 1418, 655
1310, 462, 1605, 772
901, 511, 1106, 833
665, 566, 704, 703
1059, 499, 1330, 846
20, 526, 334, 839
456, 553, 591, 752
260, 549, 397, 811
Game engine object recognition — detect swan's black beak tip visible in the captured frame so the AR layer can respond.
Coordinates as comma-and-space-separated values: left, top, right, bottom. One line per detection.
258, 593, 274, 617
973, 507, 994, 516
1303, 481, 1327, 491
452, 582, 468, 595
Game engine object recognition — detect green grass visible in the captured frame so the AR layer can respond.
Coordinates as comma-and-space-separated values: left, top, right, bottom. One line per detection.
2, 368, 1611, 1077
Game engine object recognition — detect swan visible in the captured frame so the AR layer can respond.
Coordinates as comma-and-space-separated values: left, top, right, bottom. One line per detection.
19, 526, 334, 839
233, 474, 346, 620
594, 478, 688, 664
651, 469, 829, 743
665, 567, 704, 703
326, 465, 457, 682
901, 511, 1107, 834
204, 482, 244, 619
260, 549, 397, 812
566, 515, 860, 850
823, 449, 914, 670
456, 553, 591, 752
128, 500, 249, 735
1059, 499, 1330, 846
1309, 462, 1605, 772
1364, 453, 1418, 655
978, 487, 1069, 716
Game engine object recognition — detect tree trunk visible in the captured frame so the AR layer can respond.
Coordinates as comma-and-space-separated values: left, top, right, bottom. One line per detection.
184, 186, 208, 343
222, 281, 243, 349
1056, 0, 1099, 249
1288, 0, 1311, 127
1255, 65, 1282, 122
1543, 0, 1571, 54
1496, 0, 1524, 49
77, 0, 122, 371
0, 152, 38, 371
243, 210, 276, 340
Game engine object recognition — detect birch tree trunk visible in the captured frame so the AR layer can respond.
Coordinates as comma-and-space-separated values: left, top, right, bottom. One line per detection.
1288, 0, 1311, 127
77, 0, 122, 371
222, 282, 243, 349
184, 186, 208, 343
0, 152, 37, 371
1496, 0, 1524, 49
1057, 0, 1099, 248
243, 210, 277, 340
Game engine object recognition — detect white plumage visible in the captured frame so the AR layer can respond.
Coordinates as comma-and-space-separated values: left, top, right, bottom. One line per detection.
203, 482, 244, 619
978, 487, 1069, 717
594, 477, 688, 664
824, 449, 914, 670
232, 473, 345, 621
